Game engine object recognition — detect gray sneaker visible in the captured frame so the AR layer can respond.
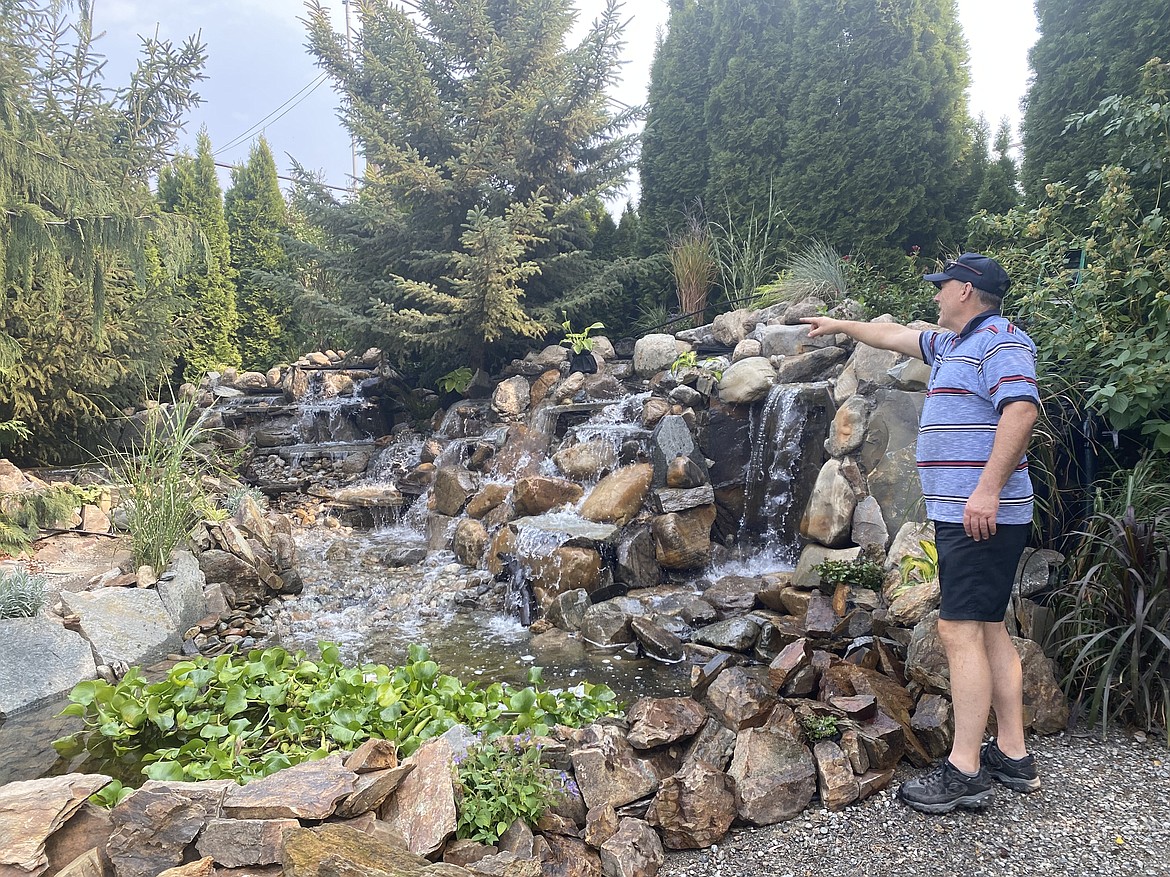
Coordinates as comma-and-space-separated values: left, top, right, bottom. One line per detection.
981, 737, 1041, 793
898, 760, 995, 814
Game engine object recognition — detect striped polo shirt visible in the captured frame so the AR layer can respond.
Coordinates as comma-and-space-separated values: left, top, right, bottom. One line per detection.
917, 310, 1040, 525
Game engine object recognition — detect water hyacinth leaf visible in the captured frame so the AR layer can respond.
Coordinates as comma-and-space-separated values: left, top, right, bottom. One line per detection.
509, 688, 537, 713
52, 734, 84, 757
145, 761, 186, 781
223, 685, 248, 717
69, 680, 101, 706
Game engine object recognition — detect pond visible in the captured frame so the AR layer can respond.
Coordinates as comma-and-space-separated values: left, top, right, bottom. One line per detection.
1, 524, 792, 787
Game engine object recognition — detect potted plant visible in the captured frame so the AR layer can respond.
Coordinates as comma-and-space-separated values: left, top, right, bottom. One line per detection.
561, 320, 604, 374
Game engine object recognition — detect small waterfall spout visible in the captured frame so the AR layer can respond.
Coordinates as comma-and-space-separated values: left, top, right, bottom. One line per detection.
739, 385, 812, 562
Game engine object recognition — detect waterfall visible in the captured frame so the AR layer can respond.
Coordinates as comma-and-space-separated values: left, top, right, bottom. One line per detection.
739, 384, 808, 563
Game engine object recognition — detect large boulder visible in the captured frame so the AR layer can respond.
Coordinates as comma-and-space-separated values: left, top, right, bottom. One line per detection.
646, 759, 735, 850
0, 617, 97, 717
432, 467, 480, 517
599, 818, 664, 877
59, 588, 182, 668
492, 376, 531, 420
649, 416, 707, 490
716, 357, 775, 405
626, 698, 707, 749
580, 465, 653, 526
651, 505, 716, 570
512, 476, 583, 517
554, 440, 619, 481
633, 335, 682, 378
800, 458, 858, 548
0, 774, 112, 877
570, 727, 659, 810
224, 755, 355, 820
379, 736, 459, 857
727, 727, 816, 825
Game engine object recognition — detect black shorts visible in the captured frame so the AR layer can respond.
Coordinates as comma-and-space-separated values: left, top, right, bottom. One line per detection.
933, 521, 1031, 622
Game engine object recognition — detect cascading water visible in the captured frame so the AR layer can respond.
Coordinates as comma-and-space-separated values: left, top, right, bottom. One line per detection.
738, 384, 809, 565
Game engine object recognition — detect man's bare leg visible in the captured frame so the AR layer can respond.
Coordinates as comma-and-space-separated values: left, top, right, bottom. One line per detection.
938, 619, 992, 774
984, 620, 1027, 758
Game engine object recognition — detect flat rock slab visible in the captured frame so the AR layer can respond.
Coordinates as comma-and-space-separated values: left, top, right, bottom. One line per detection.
60, 587, 182, 667
0, 616, 97, 717
225, 754, 355, 820
0, 773, 112, 877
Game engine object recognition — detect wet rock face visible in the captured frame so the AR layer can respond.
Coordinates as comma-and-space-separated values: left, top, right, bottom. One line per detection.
651, 505, 716, 570
512, 476, 583, 517
579, 465, 653, 526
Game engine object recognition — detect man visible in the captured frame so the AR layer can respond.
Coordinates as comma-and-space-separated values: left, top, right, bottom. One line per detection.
802, 252, 1042, 814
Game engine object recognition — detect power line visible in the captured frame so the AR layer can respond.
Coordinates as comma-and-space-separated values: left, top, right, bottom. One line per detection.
208, 157, 352, 194
162, 151, 352, 194
212, 72, 330, 157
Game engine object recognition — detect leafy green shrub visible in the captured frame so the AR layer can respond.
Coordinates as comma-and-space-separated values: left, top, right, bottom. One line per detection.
847, 248, 938, 324
114, 400, 218, 571
0, 568, 46, 618
799, 713, 839, 742
54, 643, 621, 783
1048, 466, 1170, 741
454, 735, 563, 844
814, 558, 884, 590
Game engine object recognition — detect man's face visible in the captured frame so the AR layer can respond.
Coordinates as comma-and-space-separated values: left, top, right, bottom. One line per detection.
932, 278, 968, 332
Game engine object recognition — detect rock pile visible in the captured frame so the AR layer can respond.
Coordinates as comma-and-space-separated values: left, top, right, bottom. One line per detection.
0, 476, 303, 718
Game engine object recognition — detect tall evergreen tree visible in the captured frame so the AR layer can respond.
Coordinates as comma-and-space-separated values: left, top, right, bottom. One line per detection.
1021, 0, 1170, 199
975, 118, 1020, 214
639, 0, 974, 266
158, 130, 241, 379
771, 0, 972, 261
0, 0, 205, 460
225, 137, 294, 371
292, 0, 638, 375
639, 0, 716, 251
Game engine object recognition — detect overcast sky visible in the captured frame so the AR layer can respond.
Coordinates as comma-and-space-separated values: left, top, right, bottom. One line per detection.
92, 0, 1039, 198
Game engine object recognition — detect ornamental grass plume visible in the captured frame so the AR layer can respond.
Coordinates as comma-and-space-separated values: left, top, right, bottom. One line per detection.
669, 213, 716, 323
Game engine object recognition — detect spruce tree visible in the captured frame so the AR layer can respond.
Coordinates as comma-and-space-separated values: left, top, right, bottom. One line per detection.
0, 1, 205, 460
158, 131, 242, 379
1021, 0, 1170, 199
225, 137, 294, 371
293, 0, 638, 375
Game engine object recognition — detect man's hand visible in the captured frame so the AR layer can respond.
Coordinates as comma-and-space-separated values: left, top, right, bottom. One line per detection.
964, 486, 1000, 541
799, 316, 925, 359
801, 316, 842, 338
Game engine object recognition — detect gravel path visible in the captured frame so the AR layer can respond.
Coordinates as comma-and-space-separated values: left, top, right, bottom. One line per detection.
659, 732, 1170, 877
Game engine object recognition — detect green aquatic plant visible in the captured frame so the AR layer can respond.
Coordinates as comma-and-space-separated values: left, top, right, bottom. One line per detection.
454, 734, 565, 844
54, 644, 622, 782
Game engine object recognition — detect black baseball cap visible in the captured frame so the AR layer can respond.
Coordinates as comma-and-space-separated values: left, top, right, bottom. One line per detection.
924, 252, 1012, 297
